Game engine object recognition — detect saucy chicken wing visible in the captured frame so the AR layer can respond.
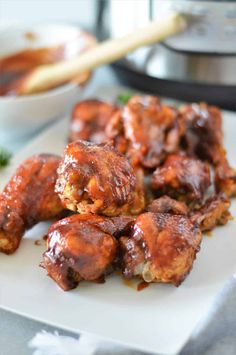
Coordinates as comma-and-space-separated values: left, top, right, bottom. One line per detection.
105, 109, 128, 155
120, 212, 202, 286
56, 140, 143, 216
147, 196, 188, 215
180, 103, 223, 164
190, 194, 232, 232
214, 159, 236, 197
151, 153, 211, 202
180, 103, 236, 197
0, 154, 63, 254
69, 99, 118, 143
43, 214, 134, 290
122, 96, 182, 168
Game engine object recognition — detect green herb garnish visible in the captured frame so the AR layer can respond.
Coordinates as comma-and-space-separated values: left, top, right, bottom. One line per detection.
0, 148, 12, 168
117, 92, 133, 105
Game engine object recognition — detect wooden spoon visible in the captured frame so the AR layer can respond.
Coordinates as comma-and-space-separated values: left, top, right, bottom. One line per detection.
18, 13, 186, 95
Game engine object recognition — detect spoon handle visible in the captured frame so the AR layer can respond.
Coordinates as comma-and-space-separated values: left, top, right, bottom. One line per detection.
20, 13, 186, 95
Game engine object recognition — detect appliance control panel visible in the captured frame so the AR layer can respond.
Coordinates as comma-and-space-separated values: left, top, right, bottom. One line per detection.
151, 0, 236, 54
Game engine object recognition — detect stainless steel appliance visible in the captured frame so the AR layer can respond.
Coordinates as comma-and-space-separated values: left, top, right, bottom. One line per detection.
99, 0, 236, 109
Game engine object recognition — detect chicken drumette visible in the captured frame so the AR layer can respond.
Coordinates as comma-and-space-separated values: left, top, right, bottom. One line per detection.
180, 102, 236, 197
120, 212, 202, 286
214, 159, 236, 198
0, 154, 63, 254
151, 153, 211, 202
43, 214, 134, 290
56, 140, 144, 216
180, 102, 223, 163
69, 99, 118, 143
147, 195, 188, 215
190, 193, 232, 232
122, 95, 182, 168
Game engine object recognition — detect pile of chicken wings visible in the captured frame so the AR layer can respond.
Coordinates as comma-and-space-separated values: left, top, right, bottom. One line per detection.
0, 95, 235, 291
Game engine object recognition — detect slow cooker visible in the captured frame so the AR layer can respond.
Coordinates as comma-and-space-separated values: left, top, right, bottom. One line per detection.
99, 0, 236, 109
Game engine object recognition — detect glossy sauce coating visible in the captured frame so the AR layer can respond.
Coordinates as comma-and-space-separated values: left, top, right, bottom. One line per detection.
180, 103, 236, 197
105, 109, 128, 155
214, 158, 236, 198
122, 96, 182, 168
151, 153, 211, 202
0, 154, 63, 254
43, 214, 134, 290
120, 212, 202, 286
56, 140, 141, 216
69, 99, 118, 143
180, 103, 223, 164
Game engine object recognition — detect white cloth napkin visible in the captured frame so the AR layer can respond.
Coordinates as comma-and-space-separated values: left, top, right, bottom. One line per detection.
29, 332, 98, 355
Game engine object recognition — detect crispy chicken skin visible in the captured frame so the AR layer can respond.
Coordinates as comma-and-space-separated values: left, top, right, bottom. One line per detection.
147, 196, 188, 215
120, 212, 202, 286
0, 154, 63, 254
43, 214, 134, 290
190, 194, 232, 232
69, 99, 118, 143
56, 140, 143, 216
122, 96, 182, 168
151, 153, 211, 202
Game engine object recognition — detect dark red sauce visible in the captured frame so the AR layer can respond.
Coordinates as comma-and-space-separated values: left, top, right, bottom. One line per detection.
0, 31, 96, 96
137, 281, 149, 291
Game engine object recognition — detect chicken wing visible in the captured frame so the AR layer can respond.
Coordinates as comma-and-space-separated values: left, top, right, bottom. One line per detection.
43, 214, 134, 290
55, 140, 143, 216
147, 196, 188, 215
190, 194, 232, 232
105, 109, 128, 155
122, 96, 182, 168
151, 153, 211, 202
214, 159, 236, 197
180, 102, 236, 197
120, 212, 202, 286
69, 99, 118, 143
180, 103, 223, 164
0, 154, 63, 254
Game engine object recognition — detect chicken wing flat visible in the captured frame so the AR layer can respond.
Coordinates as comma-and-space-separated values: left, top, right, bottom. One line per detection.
190, 194, 232, 232
122, 96, 182, 168
147, 196, 188, 215
56, 140, 144, 216
43, 214, 134, 290
0, 154, 63, 254
120, 212, 202, 286
151, 153, 211, 202
69, 99, 118, 143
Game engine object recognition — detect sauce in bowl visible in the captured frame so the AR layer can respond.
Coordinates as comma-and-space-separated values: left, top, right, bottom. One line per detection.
0, 30, 96, 96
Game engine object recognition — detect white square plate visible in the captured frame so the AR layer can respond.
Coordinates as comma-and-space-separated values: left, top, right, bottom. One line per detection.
0, 87, 236, 355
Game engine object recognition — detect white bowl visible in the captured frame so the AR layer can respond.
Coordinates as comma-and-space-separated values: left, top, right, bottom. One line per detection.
0, 23, 93, 143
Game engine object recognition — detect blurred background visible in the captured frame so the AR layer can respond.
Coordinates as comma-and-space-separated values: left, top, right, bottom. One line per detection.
1, 0, 236, 151
0, 0, 98, 30
2, 0, 236, 110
